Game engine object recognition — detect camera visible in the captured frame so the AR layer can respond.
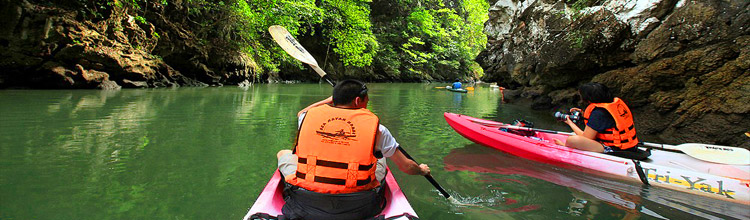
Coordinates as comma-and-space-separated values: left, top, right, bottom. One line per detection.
554, 111, 582, 124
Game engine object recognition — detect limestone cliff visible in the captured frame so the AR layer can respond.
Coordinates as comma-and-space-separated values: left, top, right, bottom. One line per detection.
0, 0, 257, 89
478, 0, 749, 148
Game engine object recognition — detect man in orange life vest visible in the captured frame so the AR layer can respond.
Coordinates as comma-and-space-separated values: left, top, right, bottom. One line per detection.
276, 79, 431, 219
555, 82, 639, 154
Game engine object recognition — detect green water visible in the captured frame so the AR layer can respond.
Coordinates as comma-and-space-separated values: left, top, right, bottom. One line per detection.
1, 84, 746, 220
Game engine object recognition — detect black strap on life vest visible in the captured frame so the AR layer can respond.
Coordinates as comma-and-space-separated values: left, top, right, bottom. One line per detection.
295, 171, 374, 186
599, 125, 635, 134
298, 157, 375, 171
295, 157, 375, 186
597, 135, 637, 144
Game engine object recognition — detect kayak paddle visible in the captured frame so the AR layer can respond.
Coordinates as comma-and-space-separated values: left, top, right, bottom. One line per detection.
269, 25, 455, 200
268, 25, 335, 86
396, 147, 452, 199
640, 142, 749, 165
469, 119, 750, 165
495, 124, 749, 165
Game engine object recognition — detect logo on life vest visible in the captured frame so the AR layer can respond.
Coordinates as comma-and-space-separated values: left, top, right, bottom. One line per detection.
316, 117, 357, 145
617, 104, 630, 118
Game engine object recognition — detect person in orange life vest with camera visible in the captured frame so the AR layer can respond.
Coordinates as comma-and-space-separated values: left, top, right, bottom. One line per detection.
554, 82, 639, 153
276, 79, 430, 220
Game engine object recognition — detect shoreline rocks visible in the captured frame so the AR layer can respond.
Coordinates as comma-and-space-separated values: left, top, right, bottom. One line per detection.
478, 0, 749, 148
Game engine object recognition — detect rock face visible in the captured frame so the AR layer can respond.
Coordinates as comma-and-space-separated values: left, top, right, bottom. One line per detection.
478, 0, 749, 148
0, 0, 257, 89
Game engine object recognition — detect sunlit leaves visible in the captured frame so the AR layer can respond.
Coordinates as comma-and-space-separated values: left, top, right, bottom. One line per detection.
83, 0, 487, 79
230, 0, 324, 72
373, 0, 489, 80
322, 0, 378, 67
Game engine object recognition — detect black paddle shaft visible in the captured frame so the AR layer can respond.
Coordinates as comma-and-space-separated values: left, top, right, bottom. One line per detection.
322, 75, 335, 87
397, 147, 451, 198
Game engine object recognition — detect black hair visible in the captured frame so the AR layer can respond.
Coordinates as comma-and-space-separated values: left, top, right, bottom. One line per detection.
332, 79, 368, 106
455, 78, 460, 82
578, 82, 613, 103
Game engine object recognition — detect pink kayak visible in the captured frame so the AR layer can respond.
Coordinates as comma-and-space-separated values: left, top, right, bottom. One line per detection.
243, 167, 418, 220
444, 112, 750, 204
443, 146, 750, 219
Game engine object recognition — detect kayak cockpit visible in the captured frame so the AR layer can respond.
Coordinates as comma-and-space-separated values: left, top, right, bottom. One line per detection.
244, 168, 419, 220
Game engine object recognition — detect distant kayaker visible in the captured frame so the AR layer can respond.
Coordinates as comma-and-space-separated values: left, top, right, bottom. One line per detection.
276, 79, 431, 220
554, 82, 639, 154
452, 78, 462, 89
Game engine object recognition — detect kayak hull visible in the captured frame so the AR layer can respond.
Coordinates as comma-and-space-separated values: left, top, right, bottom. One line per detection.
244, 167, 418, 220
443, 146, 749, 219
444, 112, 750, 204
446, 88, 468, 93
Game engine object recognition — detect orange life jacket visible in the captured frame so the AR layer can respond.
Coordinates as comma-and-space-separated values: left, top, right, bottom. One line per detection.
287, 104, 380, 194
583, 97, 639, 150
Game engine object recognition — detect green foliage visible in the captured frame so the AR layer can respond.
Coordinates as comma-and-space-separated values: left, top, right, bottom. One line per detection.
568, 0, 604, 20
230, 0, 325, 72
373, 0, 489, 80
566, 30, 588, 49
70, 0, 488, 80
133, 15, 146, 24
321, 0, 378, 67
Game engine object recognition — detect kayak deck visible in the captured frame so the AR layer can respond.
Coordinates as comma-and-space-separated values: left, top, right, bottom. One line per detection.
444, 112, 750, 204
244, 167, 418, 220
446, 88, 468, 93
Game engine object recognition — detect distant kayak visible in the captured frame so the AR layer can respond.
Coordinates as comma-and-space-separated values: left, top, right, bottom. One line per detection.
443, 112, 750, 205
243, 167, 419, 220
446, 88, 468, 93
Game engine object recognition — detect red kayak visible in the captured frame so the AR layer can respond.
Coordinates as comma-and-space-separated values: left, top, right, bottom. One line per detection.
243, 167, 418, 220
444, 112, 750, 204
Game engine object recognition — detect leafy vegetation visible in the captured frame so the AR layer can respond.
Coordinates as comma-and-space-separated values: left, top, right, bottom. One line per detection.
563, 0, 604, 49
55, 0, 488, 81
567, 0, 604, 20
373, 0, 489, 80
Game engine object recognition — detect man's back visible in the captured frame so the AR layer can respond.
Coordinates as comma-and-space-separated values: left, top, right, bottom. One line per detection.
452, 81, 462, 89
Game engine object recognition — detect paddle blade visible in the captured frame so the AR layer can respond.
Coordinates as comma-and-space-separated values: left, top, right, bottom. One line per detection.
466, 87, 474, 91
677, 143, 750, 165
268, 25, 320, 68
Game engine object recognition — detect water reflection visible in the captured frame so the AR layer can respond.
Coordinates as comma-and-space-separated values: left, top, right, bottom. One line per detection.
0, 87, 319, 219
452, 92, 463, 107
443, 144, 749, 219
1, 85, 746, 220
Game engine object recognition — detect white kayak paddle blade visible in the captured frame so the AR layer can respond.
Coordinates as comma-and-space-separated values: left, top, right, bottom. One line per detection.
678, 143, 750, 165
268, 26, 322, 72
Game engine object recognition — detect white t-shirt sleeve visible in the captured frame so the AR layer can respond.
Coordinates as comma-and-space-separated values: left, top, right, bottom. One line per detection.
298, 112, 306, 129
376, 125, 399, 158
